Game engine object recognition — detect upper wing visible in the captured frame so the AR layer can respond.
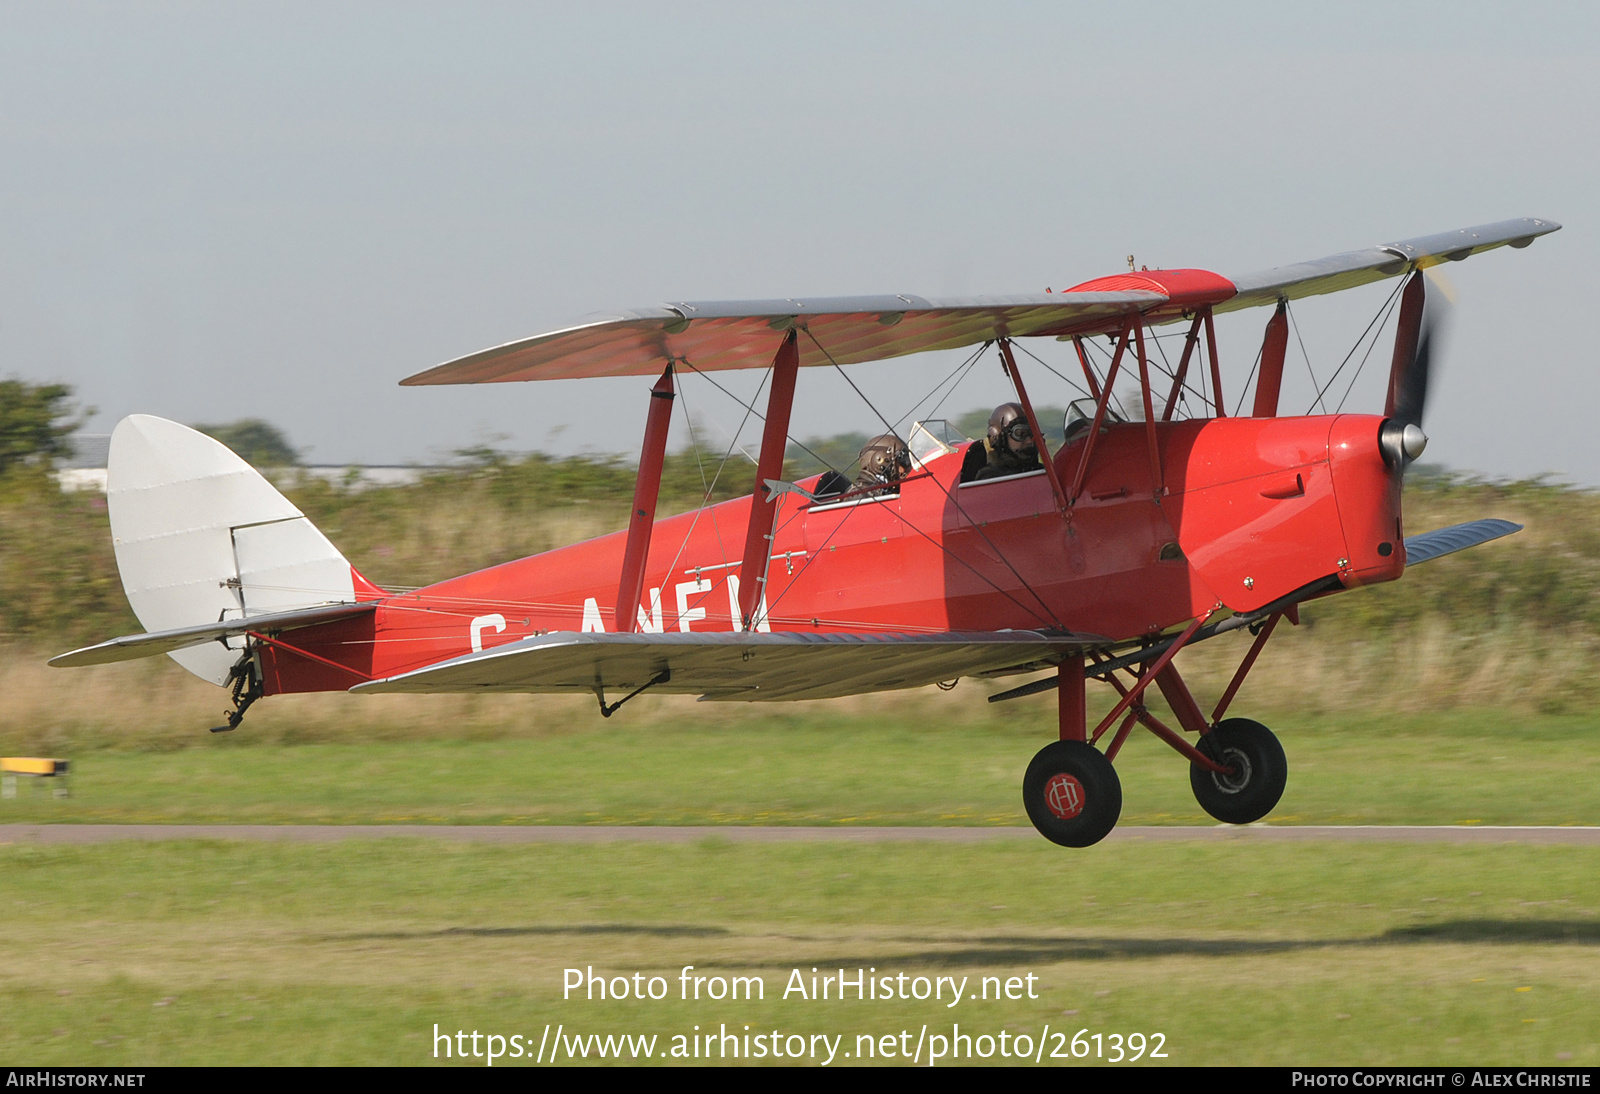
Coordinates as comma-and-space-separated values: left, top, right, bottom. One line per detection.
350, 629, 1100, 702
400, 291, 1161, 385
1217, 217, 1560, 314
48, 602, 377, 668
402, 218, 1559, 386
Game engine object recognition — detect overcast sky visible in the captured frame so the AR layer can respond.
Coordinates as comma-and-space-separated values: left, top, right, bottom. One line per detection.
1, 2, 1595, 481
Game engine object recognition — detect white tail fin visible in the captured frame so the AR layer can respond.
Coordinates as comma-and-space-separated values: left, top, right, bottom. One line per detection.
108, 415, 358, 684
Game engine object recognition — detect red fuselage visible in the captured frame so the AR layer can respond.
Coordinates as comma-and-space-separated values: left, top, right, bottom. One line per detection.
258, 413, 1403, 695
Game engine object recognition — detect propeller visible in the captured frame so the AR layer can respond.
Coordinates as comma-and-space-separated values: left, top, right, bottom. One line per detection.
1379, 271, 1448, 469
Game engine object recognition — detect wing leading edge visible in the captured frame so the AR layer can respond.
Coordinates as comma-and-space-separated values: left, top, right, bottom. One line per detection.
351, 629, 1101, 703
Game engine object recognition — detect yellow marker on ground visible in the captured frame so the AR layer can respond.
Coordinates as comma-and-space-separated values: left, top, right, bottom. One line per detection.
2, 758, 68, 776
1, 757, 71, 799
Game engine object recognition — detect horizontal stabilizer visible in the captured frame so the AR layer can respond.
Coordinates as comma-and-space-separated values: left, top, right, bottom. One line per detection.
352, 629, 1100, 703
48, 602, 377, 668
1403, 518, 1523, 567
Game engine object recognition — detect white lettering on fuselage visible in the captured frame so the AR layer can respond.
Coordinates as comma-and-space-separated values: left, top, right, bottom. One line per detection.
675, 579, 711, 632
470, 613, 507, 652
636, 587, 665, 633
466, 571, 776, 647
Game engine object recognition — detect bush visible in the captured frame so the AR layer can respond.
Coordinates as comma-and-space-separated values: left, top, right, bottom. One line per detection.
0, 379, 84, 474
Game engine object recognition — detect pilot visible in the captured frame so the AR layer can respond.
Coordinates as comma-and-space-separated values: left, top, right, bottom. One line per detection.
854, 433, 911, 493
974, 403, 1042, 480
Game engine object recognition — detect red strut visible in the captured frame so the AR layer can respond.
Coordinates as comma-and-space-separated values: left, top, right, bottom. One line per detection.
614, 365, 676, 632
1252, 300, 1289, 418
736, 331, 800, 630
1058, 655, 1087, 742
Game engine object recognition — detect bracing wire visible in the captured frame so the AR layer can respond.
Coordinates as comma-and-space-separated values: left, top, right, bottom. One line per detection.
800, 328, 1066, 629
1285, 302, 1327, 415
1310, 276, 1408, 412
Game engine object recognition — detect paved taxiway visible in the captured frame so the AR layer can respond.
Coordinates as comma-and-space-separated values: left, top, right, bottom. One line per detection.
3, 825, 1597, 844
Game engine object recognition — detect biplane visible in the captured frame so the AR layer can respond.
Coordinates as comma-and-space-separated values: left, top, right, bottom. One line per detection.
52, 217, 1559, 847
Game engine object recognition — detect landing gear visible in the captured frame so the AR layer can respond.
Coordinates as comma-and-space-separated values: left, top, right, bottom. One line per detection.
210, 654, 263, 734
1016, 621, 1293, 846
1023, 741, 1122, 847
1189, 718, 1287, 824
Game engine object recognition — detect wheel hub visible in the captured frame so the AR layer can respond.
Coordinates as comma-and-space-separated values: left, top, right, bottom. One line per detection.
1044, 772, 1085, 820
1209, 747, 1252, 795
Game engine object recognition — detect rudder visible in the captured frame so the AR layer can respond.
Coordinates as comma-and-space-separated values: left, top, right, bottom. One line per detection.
108, 415, 363, 684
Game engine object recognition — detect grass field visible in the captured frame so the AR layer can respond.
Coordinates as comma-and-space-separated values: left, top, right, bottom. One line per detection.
4, 463, 1598, 1066
2, 700, 1596, 828
0, 840, 1595, 1066
0, 703, 1593, 825
3, 681, 1596, 1066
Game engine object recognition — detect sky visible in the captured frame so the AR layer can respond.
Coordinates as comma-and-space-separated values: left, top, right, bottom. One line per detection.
0, 2, 1596, 480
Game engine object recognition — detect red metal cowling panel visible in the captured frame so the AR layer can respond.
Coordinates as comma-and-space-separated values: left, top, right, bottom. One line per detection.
1327, 414, 1405, 588
1049, 424, 1208, 635
1161, 416, 1347, 613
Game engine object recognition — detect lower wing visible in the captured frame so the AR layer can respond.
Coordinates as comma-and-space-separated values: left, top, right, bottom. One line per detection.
351, 629, 1103, 703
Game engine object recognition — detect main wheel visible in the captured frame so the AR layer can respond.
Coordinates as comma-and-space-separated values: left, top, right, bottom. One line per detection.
1189, 718, 1287, 824
1023, 740, 1122, 847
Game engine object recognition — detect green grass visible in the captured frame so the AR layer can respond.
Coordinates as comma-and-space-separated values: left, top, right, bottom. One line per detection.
0, 840, 1595, 1065
3, 708, 1597, 827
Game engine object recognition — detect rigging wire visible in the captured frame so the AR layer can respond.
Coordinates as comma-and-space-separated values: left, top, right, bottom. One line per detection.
676, 347, 1057, 631
655, 365, 756, 587
1011, 341, 1093, 402
1285, 301, 1327, 415
1079, 335, 1134, 421
920, 345, 990, 425
891, 341, 993, 436
1334, 295, 1403, 413
800, 327, 1066, 629
1309, 275, 1408, 412
680, 360, 841, 475
1232, 339, 1266, 418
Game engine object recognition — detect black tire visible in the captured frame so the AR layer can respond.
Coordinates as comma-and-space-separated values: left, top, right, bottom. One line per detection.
1189, 718, 1287, 825
1022, 740, 1122, 847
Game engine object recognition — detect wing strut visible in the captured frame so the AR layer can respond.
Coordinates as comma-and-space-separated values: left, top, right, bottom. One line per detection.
736, 330, 799, 630
614, 365, 676, 632
1204, 308, 1226, 418
1072, 337, 1101, 399
1252, 300, 1289, 418
1067, 323, 1131, 503
1160, 313, 1204, 421
1133, 322, 1164, 497
997, 338, 1070, 514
